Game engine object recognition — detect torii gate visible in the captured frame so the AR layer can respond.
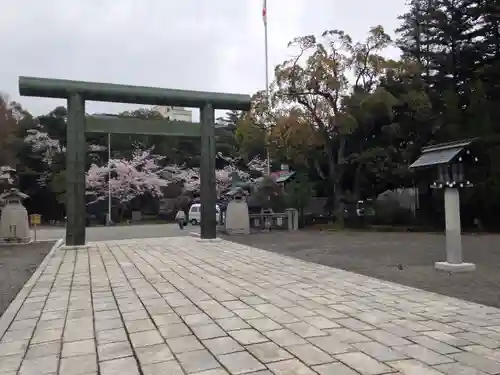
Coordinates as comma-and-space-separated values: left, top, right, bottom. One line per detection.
19, 76, 251, 246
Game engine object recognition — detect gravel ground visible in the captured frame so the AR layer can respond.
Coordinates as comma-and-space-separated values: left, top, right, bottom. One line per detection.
0, 241, 55, 316
223, 231, 500, 308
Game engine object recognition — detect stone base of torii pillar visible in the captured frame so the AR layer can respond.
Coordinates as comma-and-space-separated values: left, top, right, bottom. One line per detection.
434, 187, 476, 272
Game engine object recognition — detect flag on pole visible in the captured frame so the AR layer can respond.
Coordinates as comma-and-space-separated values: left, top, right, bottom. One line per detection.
262, 0, 267, 25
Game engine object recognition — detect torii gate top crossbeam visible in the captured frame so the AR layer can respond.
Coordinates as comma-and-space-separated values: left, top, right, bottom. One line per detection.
19, 76, 251, 111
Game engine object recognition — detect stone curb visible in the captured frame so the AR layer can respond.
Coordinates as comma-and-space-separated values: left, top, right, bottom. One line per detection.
0, 237, 64, 340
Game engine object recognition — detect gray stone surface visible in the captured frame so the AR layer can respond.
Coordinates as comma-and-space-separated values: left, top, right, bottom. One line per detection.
2, 236, 500, 374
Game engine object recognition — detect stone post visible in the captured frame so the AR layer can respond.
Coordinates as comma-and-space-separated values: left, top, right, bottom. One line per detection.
435, 187, 475, 272
66, 93, 87, 246
200, 103, 217, 239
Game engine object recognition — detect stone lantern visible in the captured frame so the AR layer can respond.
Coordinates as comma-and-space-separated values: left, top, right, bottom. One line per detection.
410, 139, 478, 272
0, 188, 31, 243
224, 174, 250, 235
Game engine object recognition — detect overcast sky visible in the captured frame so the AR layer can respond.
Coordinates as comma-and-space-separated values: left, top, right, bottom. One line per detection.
1, 0, 407, 119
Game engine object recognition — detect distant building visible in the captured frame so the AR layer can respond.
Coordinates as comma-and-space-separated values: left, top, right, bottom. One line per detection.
152, 106, 192, 122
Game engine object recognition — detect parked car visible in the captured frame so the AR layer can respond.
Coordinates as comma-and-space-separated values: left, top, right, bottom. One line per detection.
188, 203, 221, 225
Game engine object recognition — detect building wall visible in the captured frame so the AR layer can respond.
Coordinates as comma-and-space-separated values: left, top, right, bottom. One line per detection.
152, 106, 193, 122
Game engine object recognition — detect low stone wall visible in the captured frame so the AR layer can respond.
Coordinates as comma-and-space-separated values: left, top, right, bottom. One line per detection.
218, 209, 299, 234
249, 213, 289, 231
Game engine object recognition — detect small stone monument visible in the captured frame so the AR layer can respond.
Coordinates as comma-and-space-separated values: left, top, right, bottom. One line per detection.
0, 188, 31, 243
225, 186, 250, 235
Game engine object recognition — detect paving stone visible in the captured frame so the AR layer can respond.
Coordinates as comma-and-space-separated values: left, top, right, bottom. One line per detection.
285, 322, 327, 338
354, 341, 408, 361
222, 300, 249, 310
326, 328, 372, 344
158, 322, 191, 338
142, 360, 185, 375
267, 359, 316, 374
387, 359, 443, 375
167, 335, 204, 353
136, 343, 173, 365
203, 337, 244, 355
233, 308, 265, 320
177, 349, 220, 373
463, 345, 500, 362
217, 351, 266, 374
264, 329, 307, 347
18, 354, 59, 375
309, 335, 354, 355
175, 304, 202, 316
304, 316, 340, 330
434, 361, 489, 375
191, 323, 226, 340
409, 335, 462, 355
246, 341, 293, 363
285, 306, 318, 318
246, 317, 282, 332
25, 341, 61, 359
336, 351, 392, 374
423, 331, 473, 347
216, 316, 250, 331
240, 296, 267, 306
63, 327, 94, 342
100, 356, 139, 375
31, 329, 63, 344
336, 318, 375, 331
450, 351, 500, 374
0, 353, 23, 372
60, 354, 98, 375
98, 341, 133, 362
0, 340, 29, 356
129, 330, 164, 348
313, 362, 360, 375
95, 319, 123, 331
62, 339, 96, 357
125, 319, 156, 333
455, 332, 500, 349
191, 369, 229, 375
97, 328, 128, 345
229, 328, 268, 345
393, 344, 454, 365
184, 313, 214, 326
1, 329, 33, 343
287, 343, 333, 366
363, 329, 412, 346
151, 313, 182, 326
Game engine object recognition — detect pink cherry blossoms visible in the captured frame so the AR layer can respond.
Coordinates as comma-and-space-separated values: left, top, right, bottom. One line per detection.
24, 128, 65, 165
86, 147, 168, 204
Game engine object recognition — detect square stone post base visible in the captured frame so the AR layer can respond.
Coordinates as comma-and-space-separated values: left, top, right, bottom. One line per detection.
435, 261, 476, 272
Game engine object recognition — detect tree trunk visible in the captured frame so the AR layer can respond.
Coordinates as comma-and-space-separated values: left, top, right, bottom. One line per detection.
353, 163, 363, 201
333, 136, 347, 227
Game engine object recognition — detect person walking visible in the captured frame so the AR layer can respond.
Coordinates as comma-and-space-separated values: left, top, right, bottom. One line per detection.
175, 209, 186, 230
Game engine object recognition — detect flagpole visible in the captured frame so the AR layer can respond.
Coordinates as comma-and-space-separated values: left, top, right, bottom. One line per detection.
263, 0, 271, 175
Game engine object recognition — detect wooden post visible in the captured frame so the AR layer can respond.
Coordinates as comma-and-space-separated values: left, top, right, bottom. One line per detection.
66, 93, 86, 246
200, 103, 217, 239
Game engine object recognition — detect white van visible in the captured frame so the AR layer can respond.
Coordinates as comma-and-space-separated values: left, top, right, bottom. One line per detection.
188, 203, 221, 225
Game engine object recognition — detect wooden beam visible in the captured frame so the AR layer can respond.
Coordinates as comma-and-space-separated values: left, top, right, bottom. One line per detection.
19, 76, 251, 110
85, 117, 202, 137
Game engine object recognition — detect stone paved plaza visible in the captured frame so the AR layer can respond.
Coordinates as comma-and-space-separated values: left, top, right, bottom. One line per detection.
2, 237, 500, 374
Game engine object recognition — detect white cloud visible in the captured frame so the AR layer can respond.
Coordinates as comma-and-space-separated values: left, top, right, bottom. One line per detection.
0, 0, 407, 117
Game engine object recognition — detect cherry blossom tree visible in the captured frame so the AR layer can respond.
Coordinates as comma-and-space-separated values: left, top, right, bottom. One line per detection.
162, 156, 268, 195
85, 147, 168, 206
24, 128, 64, 165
